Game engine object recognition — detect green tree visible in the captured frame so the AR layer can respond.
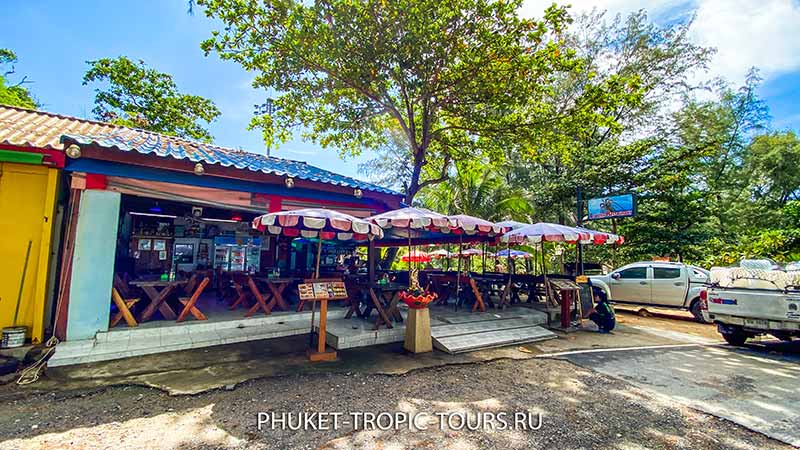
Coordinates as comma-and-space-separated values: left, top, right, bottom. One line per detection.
419, 161, 533, 221
83, 57, 221, 142
505, 10, 711, 225
746, 131, 800, 206
197, 0, 630, 203
0, 48, 38, 109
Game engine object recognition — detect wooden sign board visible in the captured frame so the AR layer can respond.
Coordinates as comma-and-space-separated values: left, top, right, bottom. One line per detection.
298, 280, 348, 300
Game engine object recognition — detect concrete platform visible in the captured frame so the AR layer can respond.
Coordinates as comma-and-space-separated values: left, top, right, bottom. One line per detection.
49, 308, 347, 367
325, 305, 552, 352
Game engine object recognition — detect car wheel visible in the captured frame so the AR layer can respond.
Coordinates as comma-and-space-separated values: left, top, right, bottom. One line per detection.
721, 329, 748, 346
690, 299, 712, 324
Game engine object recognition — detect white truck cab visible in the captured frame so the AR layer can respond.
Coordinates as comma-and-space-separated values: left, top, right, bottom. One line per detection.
590, 262, 710, 322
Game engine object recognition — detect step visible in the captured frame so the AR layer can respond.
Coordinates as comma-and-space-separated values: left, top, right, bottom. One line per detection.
431, 318, 546, 338
48, 315, 329, 367
433, 326, 555, 354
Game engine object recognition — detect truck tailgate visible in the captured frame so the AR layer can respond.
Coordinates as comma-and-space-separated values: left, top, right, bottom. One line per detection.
707, 288, 800, 322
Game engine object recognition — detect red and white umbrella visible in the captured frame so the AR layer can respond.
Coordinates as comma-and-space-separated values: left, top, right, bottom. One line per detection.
368, 207, 455, 232
456, 248, 489, 257
575, 226, 624, 245
448, 214, 508, 236
401, 249, 431, 263
252, 208, 383, 241
428, 249, 452, 259
494, 220, 530, 231
500, 222, 591, 245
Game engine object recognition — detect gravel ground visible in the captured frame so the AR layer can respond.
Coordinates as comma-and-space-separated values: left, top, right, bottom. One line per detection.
0, 357, 790, 450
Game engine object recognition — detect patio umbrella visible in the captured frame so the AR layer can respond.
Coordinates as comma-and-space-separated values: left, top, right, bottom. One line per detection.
496, 249, 532, 258
253, 208, 384, 348
448, 214, 507, 236
500, 222, 590, 245
401, 249, 431, 263
575, 226, 624, 245
428, 249, 452, 259
500, 223, 591, 299
494, 220, 530, 231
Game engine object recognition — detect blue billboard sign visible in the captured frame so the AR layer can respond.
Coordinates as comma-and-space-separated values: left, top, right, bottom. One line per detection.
587, 194, 636, 220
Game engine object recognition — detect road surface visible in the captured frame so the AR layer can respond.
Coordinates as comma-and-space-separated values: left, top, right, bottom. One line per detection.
561, 340, 800, 446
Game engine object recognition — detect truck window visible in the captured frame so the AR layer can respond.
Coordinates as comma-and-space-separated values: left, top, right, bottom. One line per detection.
653, 267, 681, 279
618, 267, 647, 279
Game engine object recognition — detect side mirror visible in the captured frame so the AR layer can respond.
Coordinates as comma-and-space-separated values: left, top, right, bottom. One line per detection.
611, 273, 621, 280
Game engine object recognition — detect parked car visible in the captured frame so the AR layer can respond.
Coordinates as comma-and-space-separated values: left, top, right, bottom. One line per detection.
704, 266, 800, 345
589, 262, 711, 323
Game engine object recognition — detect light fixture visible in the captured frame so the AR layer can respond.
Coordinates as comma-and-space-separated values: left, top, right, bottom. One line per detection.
231, 215, 243, 221
203, 218, 239, 223
129, 212, 178, 219
285, 177, 295, 188
193, 163, 205, 175
149, 202, 163, 213
354, 188, 363, 198
65, 144, 82, 159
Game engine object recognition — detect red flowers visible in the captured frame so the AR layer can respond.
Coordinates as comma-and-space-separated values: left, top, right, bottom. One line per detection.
399, 291, 438, 309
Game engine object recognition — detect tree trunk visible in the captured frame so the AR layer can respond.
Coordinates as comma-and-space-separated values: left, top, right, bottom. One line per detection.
379, 176, 422, 269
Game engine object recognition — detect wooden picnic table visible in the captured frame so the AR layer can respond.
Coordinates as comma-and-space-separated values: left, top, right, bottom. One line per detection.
427, 273, 486, 312
246, 276, 301, 316
346, 282, 404, 330
132, 279, 187, 322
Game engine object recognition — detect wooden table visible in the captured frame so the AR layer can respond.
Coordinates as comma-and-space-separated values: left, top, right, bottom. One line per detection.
346, 282, 405, 330
132, 280, 187, 322
245, 276, 300, 316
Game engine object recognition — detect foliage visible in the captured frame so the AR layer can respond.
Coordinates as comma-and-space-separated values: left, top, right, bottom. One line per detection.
83, 57, 221, 142
198, 0, 645, 203
0, 48, 38, 109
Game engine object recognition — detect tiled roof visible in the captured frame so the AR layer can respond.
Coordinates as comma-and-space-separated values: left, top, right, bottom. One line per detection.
0, 105, 401, 196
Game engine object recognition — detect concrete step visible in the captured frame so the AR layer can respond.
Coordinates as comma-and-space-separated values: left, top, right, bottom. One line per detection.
431, 318, 546, 338
48, 313, 337, 367
433, 326, 555, 354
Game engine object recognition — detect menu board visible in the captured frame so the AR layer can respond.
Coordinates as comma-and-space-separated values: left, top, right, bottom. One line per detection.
298, 281, 348, 300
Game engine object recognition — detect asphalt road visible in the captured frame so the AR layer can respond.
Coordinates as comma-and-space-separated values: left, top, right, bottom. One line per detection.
561, 340, 800, 447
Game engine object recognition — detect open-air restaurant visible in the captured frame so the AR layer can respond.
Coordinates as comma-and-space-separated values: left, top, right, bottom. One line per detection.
3, 107, 623, 366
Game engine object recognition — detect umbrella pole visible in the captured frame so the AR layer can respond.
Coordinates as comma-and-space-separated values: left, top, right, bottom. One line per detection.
309, 238, 323, 348
481, 242, 486, 274
456, 234, 463, 310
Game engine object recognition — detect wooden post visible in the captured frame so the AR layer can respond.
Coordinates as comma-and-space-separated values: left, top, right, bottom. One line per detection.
368, 239, 376, 285
404, 308, 432, 353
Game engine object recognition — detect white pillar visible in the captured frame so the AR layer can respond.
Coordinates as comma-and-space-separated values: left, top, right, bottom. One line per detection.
66, 190, 121, 340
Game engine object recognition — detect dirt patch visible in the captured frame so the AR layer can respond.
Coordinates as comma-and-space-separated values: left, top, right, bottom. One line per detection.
0, 358, 790, 450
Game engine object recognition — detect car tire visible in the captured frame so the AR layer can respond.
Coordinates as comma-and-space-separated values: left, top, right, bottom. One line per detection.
721, 329, 748, 346
690, 299, 712, 324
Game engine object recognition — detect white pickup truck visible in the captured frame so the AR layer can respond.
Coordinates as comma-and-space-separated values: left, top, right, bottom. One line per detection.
590, 262, 711, 323
704, 267, 800, 345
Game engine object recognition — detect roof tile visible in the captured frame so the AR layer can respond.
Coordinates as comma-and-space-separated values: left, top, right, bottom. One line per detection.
0, 104, 400, 196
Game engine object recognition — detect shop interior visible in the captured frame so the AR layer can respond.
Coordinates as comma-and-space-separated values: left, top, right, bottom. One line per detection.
111, 194, 361, 328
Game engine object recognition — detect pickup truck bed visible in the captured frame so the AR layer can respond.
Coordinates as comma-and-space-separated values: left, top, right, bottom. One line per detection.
706, 286, 800, 345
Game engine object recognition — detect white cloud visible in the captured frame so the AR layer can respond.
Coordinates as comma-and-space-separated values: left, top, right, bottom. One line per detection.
690, 0, 800, 83
520, 0, 800, 84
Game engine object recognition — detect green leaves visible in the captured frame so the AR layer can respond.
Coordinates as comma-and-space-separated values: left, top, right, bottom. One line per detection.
0, 48, 38, 109
198, 0, 580, 201
83, 57, 221, 142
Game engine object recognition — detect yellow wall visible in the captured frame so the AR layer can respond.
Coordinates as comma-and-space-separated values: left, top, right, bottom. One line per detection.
0, 163, 59, 343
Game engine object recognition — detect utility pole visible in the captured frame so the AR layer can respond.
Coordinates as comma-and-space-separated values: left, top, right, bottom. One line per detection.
576, 186, 584, 276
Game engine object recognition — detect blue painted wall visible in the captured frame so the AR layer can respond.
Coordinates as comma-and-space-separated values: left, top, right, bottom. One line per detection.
66, 190, 121, 340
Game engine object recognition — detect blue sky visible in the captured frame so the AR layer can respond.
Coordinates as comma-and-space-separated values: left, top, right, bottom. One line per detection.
3, 0, 799, 179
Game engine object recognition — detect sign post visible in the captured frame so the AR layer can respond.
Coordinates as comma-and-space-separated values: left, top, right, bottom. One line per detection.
298, 279, 348, 362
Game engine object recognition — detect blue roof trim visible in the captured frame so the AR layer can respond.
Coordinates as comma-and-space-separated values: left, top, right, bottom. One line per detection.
60, 132, 402, 197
